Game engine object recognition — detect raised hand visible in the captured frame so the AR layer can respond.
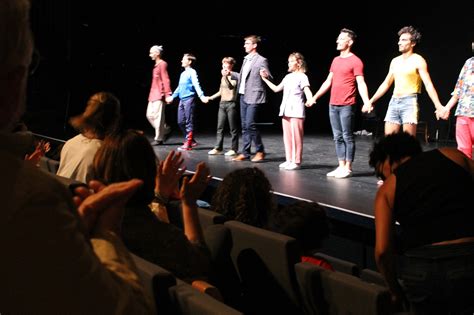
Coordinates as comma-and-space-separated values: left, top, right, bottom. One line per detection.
155, 150, 186, 199
75, 179, 143, 233
179, 162, 211, 206
25, 140, 51, 166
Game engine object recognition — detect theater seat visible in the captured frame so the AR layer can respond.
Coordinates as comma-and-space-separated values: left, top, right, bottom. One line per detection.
224, 220, 303, 314
295, 262, 393, 315
131, 253, 177, 314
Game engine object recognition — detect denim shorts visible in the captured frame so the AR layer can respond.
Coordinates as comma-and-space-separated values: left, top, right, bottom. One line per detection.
384, 94, 419, 124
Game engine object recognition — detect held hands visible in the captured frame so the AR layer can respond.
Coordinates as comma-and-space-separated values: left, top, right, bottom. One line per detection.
361, 102, 374, 114
305, 96, 317, 107
165, 96, 174, 104
435, 106, 449, 120
361, 102, 373, 113
259, 68, 269, 78
200, 96, 209, 104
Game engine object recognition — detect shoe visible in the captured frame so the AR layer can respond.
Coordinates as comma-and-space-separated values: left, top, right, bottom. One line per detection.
208, 148, 223, 155
251, 152, 266, 163
225, 150, 237, 156
191, 139, 198, 147
285, 162, 301, 170
178, 143, 192, 151
335, 168, 352, 178
232, 154, 249, 161
279, 161, 290, 168
326, 167, 342, 177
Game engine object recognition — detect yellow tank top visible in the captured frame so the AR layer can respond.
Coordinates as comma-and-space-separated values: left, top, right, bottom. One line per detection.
393, 55, 422, 95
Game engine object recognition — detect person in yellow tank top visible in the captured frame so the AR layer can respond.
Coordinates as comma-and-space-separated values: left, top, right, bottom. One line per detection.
363, 26, 446, 136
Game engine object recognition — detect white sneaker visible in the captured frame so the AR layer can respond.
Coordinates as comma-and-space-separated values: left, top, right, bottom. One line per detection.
335, 168, 352, 178
208, 148, 223, 155
326, 167, 342, 177
224, 150, 237, 156
279, 161, 291, 168
285, 163, 301, 170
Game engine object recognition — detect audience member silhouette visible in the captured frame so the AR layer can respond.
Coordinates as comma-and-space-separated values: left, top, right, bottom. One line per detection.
57, 91, 121, 183
92, 129, 212, 282
369, 132, 474, 313
0, 1, 153, 312
270, 200, 333, 270
211, 167, 276, 228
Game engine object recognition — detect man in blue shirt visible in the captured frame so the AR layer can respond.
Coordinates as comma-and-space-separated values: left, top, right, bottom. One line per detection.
168, 53, 208, 151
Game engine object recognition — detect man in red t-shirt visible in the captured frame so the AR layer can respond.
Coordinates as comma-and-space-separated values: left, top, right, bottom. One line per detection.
307, 28, 372, 178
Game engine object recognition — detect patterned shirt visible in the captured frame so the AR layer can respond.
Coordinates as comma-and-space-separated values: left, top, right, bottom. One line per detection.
452, 57, 474, 117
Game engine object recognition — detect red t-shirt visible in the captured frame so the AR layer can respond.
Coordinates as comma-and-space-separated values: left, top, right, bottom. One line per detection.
329, 54, 364, 106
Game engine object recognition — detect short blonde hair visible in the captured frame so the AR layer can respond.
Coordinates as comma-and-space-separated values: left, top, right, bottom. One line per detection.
70, 92, 122, 139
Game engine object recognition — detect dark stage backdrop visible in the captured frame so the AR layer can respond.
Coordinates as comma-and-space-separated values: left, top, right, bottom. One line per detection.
26, 0, 473, 142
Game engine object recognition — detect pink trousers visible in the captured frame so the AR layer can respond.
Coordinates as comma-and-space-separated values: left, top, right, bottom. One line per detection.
456, 116, 474, 159
282, 116, 304, 164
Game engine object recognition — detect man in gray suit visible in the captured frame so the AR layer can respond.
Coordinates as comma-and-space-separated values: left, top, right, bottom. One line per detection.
232, 35, 272, 162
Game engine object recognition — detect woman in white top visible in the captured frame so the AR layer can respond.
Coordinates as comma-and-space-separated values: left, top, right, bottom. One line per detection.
260, 52, 312, 170
57, 91, 121, 183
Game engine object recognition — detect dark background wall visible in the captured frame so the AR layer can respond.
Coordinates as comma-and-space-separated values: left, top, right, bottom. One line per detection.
26, 0, 473, 141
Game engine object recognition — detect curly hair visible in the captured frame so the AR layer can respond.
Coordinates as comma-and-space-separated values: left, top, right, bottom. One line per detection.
369, 132, 422, 170
398, 26, 422, 45
211, 167, 275, 228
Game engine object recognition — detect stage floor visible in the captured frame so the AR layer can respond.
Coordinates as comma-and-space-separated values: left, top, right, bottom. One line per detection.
149, 129, 450, 231
150, 130, 390, 227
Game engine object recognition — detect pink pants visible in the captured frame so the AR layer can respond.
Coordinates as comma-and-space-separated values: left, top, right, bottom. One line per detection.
456, 116, 474, 159
282, 116, 304, 164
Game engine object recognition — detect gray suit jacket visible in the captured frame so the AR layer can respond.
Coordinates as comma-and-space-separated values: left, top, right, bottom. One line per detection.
235, 53, 272, 104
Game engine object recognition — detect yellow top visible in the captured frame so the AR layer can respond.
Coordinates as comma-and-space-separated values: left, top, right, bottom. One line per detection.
393, 54, 422, 96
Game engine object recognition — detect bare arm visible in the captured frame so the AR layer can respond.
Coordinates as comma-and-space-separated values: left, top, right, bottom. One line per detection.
370, 62, 395, 104
374, 176, 405, 305
439, 147, 474, 178
223, 71, 236, 89
309, 72, 333, 105
439, 94, 458, 120
180, 162, 211, 243
356, 75, 373, 113
260, 73, 283, 93
303, 86, 313, 104
417, 57, 443, 112
208, 91, 221, 101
